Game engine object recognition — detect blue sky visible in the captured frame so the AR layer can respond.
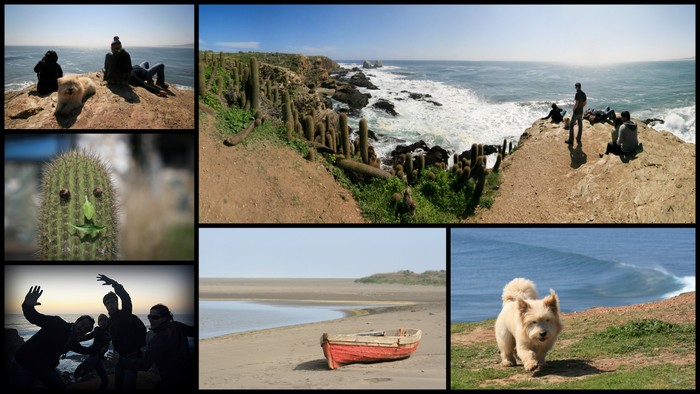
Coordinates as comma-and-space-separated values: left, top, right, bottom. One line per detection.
199, 5, 695, 64
199, 228, 446, 278
4, 5, 194, 47
5, 265, 194, 315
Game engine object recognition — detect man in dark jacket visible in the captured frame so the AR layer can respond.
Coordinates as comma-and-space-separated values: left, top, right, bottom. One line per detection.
107, 304, 195, 390
98, 274, 146, 390
10, 286, 97, 389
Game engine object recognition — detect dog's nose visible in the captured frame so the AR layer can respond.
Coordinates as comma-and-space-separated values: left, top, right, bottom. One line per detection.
539, 331, 547, 338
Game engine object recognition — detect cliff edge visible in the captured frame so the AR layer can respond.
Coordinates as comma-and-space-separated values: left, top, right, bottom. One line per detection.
4, 72, 194, 129
468, 118, 695, 223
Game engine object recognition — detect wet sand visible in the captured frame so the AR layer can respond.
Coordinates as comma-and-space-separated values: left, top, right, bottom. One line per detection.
199, 278, 446, 389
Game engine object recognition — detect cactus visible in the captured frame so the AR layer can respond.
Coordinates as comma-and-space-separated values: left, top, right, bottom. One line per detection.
248, 57, 260, 112
303, 115, 315, 142
339, 113, 350, 159
359, 118, 369, 164
38, 150, 119, 260
494, 153, 503, 172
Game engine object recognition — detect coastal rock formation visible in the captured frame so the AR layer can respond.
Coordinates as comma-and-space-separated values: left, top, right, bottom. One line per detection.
362, 60, 383, 69
5, 72, 194, 129
468, 118, 695, 223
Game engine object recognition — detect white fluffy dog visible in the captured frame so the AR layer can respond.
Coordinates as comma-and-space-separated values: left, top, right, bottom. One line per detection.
495, 278, 562, 371
55, 74, 96, 115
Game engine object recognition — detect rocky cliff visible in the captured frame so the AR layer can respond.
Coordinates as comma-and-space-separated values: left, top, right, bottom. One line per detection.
5, 72, 194, 129
468, 118, 696, 223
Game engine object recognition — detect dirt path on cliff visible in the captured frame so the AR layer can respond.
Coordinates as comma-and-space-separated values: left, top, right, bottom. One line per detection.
198, 109, 366, 223
465, 119, 695, 223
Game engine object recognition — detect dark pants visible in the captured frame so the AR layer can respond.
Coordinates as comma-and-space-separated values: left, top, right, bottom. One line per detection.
138, 61, 165, 86
569, 112, 583, 142
75, 353, 108, 389
114, 364, 138, 390
605, 142, 630, 156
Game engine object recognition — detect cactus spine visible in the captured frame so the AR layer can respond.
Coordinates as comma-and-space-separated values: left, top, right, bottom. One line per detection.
38, 150, 119, 260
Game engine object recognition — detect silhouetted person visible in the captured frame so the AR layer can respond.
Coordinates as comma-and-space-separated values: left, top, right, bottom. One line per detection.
34, 50, 63, 94
98, 274, 146, 390
74, 313, 111, 389
107, 304, 195, 390
541, 103, 566, 124
9, 286, 97, 389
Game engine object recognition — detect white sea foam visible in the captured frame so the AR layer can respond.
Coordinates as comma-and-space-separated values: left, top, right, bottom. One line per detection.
340, 63, 542, 160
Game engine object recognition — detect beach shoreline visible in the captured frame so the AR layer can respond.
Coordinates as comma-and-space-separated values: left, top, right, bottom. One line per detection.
199, 278, 447, 389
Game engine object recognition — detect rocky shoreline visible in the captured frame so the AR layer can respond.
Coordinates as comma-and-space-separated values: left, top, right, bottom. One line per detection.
5, 72, 194, 129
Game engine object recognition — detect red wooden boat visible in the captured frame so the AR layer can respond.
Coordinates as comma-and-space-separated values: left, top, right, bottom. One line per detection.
320, 328, 421, 369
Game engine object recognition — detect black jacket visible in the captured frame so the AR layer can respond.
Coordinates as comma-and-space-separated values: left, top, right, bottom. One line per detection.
15, 304, 97, 375
33, 60, 63, 94
118, 320, 195, 389
107, 283, 143, 357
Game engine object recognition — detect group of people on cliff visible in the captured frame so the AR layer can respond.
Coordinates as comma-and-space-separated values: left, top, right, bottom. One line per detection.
541, 81, 640, 159
8, 274, 195, 390
34, 36, 170, 97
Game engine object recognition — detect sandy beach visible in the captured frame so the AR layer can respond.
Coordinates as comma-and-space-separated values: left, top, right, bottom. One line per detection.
199, 278, 446, 389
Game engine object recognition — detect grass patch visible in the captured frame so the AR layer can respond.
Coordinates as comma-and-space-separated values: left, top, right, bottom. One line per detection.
451, 310, 696, 389
355, 270, 446, 286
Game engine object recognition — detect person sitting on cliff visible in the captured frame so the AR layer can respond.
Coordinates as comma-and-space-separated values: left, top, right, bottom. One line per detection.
600, 111, 640, 157
129, 61, 168, 97
33, 50, 63, 95
104, 36, 132, 85
541, 103, 566, 124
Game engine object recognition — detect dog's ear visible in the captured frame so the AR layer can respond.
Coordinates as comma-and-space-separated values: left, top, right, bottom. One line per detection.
517, 297, 530, 316
544, 289, 559, 313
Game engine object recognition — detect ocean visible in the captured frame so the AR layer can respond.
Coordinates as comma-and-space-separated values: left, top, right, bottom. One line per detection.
199, 300, 394, 339
336, 60, 696, 163
5, 313, 195, 381
5, 45, 194, 92
451, 228, 695, 323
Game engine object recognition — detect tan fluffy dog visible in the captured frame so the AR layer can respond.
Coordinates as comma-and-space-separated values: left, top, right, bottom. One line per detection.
495, 278, 562, 371
55, 75, 96, 115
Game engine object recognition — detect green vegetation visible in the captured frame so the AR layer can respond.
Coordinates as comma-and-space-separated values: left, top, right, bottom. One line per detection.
450, 298, 696, 389
199, 51, 503, 223
355, 270, 446, 286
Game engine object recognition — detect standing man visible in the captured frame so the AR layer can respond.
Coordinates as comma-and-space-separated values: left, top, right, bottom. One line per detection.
98, 274, 146, 390
566, 82, 587, 144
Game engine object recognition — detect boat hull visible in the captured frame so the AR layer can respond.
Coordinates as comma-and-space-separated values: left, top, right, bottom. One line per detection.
320, 328, 421, 369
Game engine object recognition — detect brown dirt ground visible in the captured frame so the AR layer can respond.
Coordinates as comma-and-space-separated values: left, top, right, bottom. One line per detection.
451, 292, 696, 387
198, 109, 366, 223
198, 107, 694, 224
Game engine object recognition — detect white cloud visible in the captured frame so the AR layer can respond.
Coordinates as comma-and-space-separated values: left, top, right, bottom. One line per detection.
217, 41, 260, 49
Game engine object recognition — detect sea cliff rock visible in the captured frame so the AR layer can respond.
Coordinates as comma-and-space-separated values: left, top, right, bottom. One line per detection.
469, 118, 695, 223
5, 72, 194, 129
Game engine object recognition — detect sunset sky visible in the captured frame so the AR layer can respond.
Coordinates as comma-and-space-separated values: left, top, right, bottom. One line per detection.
4, 265, 194, 315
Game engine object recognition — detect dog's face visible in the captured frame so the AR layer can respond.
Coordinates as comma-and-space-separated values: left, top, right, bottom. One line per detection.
517, 289, 561, 344
57, 77, 83, 97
